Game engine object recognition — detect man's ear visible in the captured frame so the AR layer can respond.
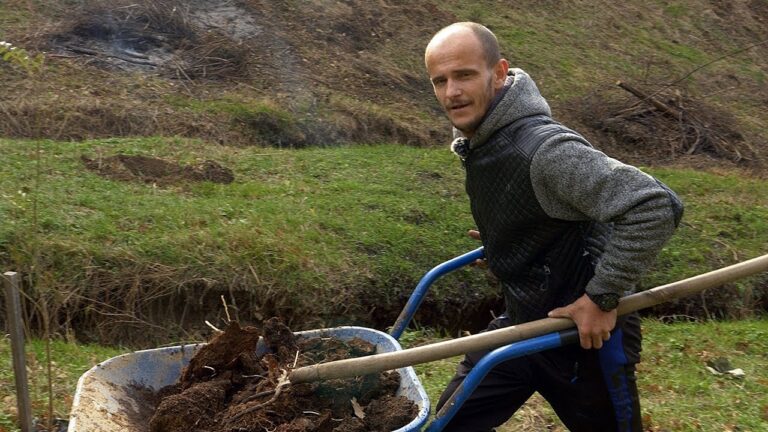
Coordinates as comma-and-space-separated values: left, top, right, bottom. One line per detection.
493, 59, 510, 90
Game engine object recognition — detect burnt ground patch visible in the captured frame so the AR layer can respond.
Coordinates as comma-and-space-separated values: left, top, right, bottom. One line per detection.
47, 0, 252, 78
3, 0, 454, 147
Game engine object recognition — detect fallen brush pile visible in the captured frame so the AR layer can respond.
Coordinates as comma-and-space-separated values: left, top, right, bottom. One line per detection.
148, 318, 417, 432
580, 81, 756, 164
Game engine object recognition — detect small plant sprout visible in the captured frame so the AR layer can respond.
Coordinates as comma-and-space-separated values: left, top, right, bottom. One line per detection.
0, 40, 45, 75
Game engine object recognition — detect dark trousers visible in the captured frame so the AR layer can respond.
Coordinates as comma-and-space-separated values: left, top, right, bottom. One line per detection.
435, 314, 643, 432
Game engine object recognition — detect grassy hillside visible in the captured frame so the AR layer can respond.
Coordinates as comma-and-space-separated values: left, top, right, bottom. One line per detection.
1, 2, 766, 429
1, 137, 766, 345
0, 0, 766, 345
0, 137, 490, 343
0, 0, 766, 167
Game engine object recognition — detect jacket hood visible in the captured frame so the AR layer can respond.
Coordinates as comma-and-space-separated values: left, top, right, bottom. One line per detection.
453, 68, 551, 150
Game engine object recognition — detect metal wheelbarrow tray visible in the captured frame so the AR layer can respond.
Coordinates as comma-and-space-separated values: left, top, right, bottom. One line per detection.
69, 326, 430, 432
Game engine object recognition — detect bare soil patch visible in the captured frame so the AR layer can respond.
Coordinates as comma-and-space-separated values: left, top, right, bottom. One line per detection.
148, 318, 417, 432
81, 153, 234, 185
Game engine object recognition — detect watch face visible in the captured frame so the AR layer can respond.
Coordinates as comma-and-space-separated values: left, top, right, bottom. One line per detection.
602, 297, 618, 310
591, 293, 619, 311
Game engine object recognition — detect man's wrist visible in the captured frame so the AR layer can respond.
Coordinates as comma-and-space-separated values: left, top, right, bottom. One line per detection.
587, 292, 620, 312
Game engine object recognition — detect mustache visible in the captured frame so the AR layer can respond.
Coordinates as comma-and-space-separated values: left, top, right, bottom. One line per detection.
446, 100, 471, 109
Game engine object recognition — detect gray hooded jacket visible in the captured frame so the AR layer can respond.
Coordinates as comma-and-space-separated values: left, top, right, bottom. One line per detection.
455, 69, 682, 321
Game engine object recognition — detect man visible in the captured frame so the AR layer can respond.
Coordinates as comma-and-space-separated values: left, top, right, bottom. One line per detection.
424, 22, 683, 431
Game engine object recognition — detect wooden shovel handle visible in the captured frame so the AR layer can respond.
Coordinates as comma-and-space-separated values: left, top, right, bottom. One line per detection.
289, 253, 768, 384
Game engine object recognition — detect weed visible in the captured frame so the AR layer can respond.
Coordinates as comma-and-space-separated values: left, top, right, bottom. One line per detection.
0, 41, 44, 74
0, 337, 125, 428
663, 4, 688, 18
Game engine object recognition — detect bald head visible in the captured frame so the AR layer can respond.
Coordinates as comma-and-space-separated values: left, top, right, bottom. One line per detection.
425, 22, 501, 69
424, 22, 509, 137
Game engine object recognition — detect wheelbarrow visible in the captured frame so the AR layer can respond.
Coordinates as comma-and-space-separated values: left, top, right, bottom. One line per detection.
68, 325, 431, 431
69, 248, 768, 431
67, 247, 486, 431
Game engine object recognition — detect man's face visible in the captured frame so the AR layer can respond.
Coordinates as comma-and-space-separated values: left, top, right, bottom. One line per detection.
425, 30, 507, 137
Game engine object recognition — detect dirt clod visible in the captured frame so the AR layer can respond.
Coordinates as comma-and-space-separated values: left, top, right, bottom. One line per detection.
150, 379, 230, 432
148, 318, 417, 432
179, 321, 261, 386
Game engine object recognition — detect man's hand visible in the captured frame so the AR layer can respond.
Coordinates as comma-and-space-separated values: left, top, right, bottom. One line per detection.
548, 294, 617, 349
467, 229, 487, 267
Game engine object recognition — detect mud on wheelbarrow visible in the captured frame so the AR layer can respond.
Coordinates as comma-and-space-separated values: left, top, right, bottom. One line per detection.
68, 326, 430, 431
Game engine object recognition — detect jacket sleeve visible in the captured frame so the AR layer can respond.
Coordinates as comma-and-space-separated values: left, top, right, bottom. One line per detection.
530, 137, 683, 297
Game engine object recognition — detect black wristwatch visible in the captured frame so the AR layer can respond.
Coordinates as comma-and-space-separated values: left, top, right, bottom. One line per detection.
587, 292, 620, 312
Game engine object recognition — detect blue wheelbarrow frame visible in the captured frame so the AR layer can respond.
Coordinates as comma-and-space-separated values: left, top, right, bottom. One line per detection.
391, 247, 579, 431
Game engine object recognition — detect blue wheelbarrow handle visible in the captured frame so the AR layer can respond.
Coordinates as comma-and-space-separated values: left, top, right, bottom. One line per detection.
425, 328, 579, 431
389, 247, 485, 340
388, 249, 580, 431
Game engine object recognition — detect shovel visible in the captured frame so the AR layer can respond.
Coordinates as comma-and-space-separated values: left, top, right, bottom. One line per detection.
286, 250, 768, 430
287, 251, 768, 430
290, 251, 768, 383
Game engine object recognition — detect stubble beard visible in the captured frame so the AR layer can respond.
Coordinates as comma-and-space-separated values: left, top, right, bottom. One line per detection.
448, 75, 495, 138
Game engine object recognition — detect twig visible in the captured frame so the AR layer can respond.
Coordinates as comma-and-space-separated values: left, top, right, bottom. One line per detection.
659, 314, 701, 323
713, 238, 740, 262
221, 295, 231, 323
119, 48, 149, 60
205, 320, 223, 333
238, 388, 278, 405
685, 125, 702, 155
230, 370, 291, 421
635, 38, 768, 106
616, 81, 682, 120
171, 59, 194, 95
65, 45, 158, 66
248, 263, 262, 284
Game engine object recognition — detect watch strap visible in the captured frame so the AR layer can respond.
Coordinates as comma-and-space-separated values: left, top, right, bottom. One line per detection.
587, 292, 620, 312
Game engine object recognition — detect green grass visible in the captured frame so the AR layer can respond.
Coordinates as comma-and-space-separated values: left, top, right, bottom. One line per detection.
638, 319, 768, 431
1, 137, 767, 344
163, 94, 292, 121
442, 0, 768, 114
0, 338, 124, 431
0, 137, 486, 342
642, 167, 768, 302
406, 319, 768, 431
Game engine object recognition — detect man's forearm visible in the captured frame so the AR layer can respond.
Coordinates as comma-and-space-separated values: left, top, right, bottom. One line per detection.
531, 138, 683, 296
